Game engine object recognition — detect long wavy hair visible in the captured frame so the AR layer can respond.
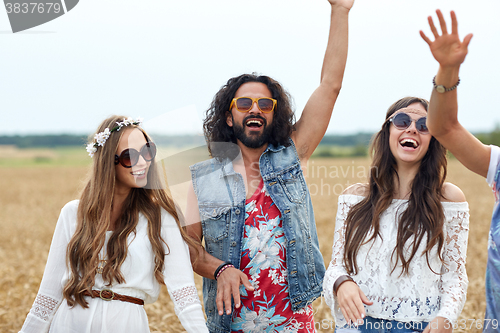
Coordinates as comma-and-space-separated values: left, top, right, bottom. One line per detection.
63, 115, 198, 308
343, 97, 447, 276
203, 73, 295, 158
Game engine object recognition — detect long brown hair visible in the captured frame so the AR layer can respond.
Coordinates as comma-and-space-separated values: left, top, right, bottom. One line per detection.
63, 115, 198, 307
343, 97, 447, 276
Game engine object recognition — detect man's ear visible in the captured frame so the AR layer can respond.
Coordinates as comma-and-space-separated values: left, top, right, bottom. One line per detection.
226, 111, 233, 127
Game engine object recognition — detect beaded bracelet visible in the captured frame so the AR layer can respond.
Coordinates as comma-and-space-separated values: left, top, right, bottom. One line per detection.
216, 264, 234, 280
214, 262, 233, 280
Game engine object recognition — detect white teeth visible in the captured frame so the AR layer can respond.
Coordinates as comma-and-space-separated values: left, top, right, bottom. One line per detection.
400, 138, 419, 148
132, 170, 146, 175
246, 120, 262, 126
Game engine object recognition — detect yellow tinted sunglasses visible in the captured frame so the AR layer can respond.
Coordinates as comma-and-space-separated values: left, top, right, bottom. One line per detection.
229, 97, 277, 113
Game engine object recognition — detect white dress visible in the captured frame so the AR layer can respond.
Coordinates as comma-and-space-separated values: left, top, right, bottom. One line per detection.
323, 194, 469, 327
19, 200, 208, 333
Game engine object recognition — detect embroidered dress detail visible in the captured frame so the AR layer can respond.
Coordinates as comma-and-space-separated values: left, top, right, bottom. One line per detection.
231, 179, 315, 333
324, 194, 469, 327
30, 294, 59, 321
18, 200, 207, 333
171, 285, 201, 312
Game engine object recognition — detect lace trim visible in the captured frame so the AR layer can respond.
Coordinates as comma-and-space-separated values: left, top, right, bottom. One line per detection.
323, 201, 355, 308
29, 294, 58, 321
326, 197, 469, 324
171, 285, 201, 312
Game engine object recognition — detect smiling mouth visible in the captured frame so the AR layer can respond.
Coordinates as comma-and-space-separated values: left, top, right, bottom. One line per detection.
245, 119, 263, 128
400, 138, 419, 149
132, 169, 146, 176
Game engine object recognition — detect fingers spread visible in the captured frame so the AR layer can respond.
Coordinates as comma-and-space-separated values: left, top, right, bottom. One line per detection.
463, 33, 473, 49
241, 275, 255, 291
215, 287, 225, 315
223, 283, 233, 315
451, 10, 458, 35
232, 282, 241, 309
436, 9, 448, 35
428, 16, 439, 38
420, 30, 432, 45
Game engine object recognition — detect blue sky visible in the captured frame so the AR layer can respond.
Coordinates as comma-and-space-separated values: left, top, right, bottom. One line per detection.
1, 0, 499, 136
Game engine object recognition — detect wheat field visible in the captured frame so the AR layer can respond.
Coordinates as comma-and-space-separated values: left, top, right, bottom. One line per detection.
0, 157, 494, 332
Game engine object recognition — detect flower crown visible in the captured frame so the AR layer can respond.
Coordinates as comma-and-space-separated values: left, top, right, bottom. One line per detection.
86, 117, 143, 157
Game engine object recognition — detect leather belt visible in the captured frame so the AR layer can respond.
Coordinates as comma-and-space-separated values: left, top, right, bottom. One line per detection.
82, 289, 144, 306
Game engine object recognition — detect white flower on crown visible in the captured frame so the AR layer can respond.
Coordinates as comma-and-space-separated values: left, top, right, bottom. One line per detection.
86, 117, 142, 157
94, 127, 111, 147
86, 143, 98, 157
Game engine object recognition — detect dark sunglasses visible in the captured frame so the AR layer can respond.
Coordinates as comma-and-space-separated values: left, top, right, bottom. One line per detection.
388, 112, 429, 134
229, 97, 277, 113
115, 142, 157, 168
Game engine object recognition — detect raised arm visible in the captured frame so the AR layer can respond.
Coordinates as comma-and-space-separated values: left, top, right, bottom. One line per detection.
291, 0, 353, 161
420, 10, 490, 177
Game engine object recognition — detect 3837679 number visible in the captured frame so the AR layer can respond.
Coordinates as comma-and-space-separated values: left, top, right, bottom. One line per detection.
443, 319, 499, 330
5, 3, 61, 14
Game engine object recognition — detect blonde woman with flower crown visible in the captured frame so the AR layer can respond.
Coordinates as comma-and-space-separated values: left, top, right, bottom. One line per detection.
18, 116, 208, 333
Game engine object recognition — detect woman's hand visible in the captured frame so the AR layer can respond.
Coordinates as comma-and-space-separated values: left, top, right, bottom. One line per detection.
327, 0, 354, 11
336, 281, 373, 326
423, 316, 453, 333
420, 10, 472, 69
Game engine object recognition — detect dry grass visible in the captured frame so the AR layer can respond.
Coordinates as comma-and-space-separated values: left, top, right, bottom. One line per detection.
1, 158, 493, 332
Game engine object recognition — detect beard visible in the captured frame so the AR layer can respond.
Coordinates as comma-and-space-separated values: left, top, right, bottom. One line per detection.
232, 115, 273, 149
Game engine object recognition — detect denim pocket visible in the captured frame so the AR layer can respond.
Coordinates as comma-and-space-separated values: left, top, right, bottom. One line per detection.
278, 168, 306, 203
200, 205, 230, 242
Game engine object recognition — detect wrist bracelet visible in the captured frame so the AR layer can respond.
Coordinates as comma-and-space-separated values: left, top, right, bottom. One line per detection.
333, 275, 355, 296
216, 264, 234, 280
214, 262, 233, 280
433, 75, 460, 93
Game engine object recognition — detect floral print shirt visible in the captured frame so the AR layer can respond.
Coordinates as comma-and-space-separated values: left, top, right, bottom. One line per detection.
231, 180, 315, 333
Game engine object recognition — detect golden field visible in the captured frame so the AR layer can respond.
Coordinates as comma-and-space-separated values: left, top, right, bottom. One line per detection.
0, 156, 494, 332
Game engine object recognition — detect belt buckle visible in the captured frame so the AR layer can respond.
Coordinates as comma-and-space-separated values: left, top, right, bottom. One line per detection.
99, 288, 115, 301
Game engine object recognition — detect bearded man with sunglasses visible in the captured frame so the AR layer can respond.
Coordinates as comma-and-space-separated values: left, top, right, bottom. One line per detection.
184, 0, 354, 332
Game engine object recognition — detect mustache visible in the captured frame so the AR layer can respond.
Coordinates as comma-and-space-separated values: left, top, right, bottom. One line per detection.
243, 115, 267, 126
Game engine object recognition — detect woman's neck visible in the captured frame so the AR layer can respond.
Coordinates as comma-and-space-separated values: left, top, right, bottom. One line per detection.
110, 186, 131, 230
393, 162, 420, 199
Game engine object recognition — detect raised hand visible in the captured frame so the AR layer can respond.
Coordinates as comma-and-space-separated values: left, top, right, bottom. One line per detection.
216, 267, 254, 315
420, 10, 473, 69
327, 0, 354, 11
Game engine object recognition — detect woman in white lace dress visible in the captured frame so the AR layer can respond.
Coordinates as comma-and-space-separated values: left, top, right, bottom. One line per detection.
19, 116, 208, 333
323, 97, 469, 333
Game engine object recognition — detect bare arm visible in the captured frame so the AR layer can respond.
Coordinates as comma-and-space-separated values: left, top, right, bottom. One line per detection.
420, 10, 490, 177
291, 0, 353, 161
185, 182, 253, 315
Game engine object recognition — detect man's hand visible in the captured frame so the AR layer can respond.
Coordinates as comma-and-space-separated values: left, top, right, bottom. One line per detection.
216, 267, 254, 315
420, 10, 473, 69
423, 316, 453, 333
327, 0, 354, 11
336, 281, 373, 326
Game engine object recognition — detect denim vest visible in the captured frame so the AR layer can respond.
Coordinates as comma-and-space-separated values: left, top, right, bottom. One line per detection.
190, 140, 325, 333
484, 165, 500, 331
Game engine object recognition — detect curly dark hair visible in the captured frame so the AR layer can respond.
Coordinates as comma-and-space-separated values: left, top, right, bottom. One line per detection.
203, 73, 295, 158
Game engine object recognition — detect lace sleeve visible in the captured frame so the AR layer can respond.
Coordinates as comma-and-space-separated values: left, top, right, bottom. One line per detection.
170, 285, 201, 313
323, 195, 360, 319
19, 201, 77, 333
161, 211, 208, 333
436, 204, 470, 323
